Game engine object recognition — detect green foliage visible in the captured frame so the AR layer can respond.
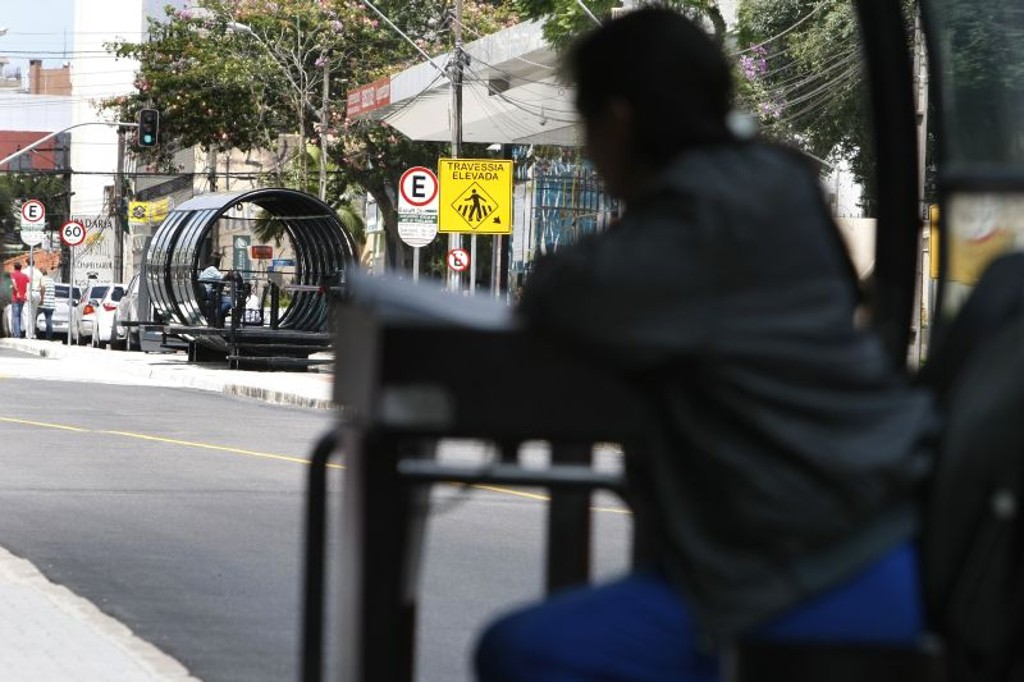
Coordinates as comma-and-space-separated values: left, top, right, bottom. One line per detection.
0, 174, 70, 250
100, 0, 520, 270
934, 0, 1024, 163
735, 0, 916, 214
515, 0, 727, 50
736, 0, 861, 207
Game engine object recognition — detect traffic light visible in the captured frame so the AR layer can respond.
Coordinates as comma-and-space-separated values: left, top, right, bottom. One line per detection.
138, 108, 160, 147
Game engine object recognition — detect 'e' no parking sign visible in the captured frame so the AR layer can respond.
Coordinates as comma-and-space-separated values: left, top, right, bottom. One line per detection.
397, 166, 440, 249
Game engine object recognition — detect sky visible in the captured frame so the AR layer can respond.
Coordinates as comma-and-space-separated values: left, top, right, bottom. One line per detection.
0, 0, 75, 74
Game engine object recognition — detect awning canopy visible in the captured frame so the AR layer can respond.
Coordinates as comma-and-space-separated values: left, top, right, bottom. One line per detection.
351, 21, 580, 146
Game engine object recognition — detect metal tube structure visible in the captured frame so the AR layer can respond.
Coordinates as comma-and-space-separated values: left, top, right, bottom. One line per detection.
145, 188, 357, 353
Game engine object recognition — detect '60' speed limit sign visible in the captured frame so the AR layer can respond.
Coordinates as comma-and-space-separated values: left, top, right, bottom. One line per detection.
60, 220, 87, 247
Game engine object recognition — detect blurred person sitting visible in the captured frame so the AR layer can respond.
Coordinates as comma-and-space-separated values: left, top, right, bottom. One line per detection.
474, 8, 936, 682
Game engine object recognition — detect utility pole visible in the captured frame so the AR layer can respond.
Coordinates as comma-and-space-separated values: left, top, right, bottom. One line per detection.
448, 0, 464, 292
319, 49, 330, 202
115, 126, 126, 283
207, 148, 218, 193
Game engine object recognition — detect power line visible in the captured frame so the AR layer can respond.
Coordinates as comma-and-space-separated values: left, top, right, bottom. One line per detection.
733, 2, 830, 56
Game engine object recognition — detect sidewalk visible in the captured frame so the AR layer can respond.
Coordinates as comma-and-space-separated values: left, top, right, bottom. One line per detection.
0, 337, 335, 409
0, 337, 338, 680
0, 546, 199, 681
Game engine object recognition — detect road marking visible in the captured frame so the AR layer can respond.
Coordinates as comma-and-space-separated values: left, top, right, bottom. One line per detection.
467, 484, 630, 514
0, 416, 339, 468
0, 416, 90, 432
1, 416, 627, 513
470, 484, 550, 501
101, 430, 340, 468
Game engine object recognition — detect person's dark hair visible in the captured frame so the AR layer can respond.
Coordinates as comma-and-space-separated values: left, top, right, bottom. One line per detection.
13, 262, 21, 271
567, 7, 735, 168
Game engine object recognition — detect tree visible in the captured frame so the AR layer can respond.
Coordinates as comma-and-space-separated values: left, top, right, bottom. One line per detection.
514, 0, 727, 48
735, 0, 917, 214
0, 174, 71, 257
102, 0, 519, 271
935, 2, 1024, 164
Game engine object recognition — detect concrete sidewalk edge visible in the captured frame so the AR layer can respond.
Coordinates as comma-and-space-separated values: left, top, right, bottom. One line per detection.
0, 338, 334, 410
0, 546, 200, 681
223, 383, 334, 410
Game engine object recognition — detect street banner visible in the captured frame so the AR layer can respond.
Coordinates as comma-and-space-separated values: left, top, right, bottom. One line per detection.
128, 197, 172, 228
70, 215, 117, 287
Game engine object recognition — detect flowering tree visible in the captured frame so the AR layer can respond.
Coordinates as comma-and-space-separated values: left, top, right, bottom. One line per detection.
735, 0, 918, 214
102, 0, 518, 269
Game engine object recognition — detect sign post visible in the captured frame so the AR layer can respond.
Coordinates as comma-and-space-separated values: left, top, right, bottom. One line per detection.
60, 220, 87, 346
397, 166, 440, 282
20, 199, 46, 338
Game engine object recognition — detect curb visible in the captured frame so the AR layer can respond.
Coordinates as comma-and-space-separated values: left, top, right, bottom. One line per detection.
0, 338, 334, 410
223, 384, 334, 410
0, 545, 200, 681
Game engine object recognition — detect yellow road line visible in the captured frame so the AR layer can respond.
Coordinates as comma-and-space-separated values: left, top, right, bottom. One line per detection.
467, 483, 632, 515
1, 416, 338, 467
0, 416, 90, 432
2, 416, 624, 512
101, 430, 342, 468
470, 484, 550, 501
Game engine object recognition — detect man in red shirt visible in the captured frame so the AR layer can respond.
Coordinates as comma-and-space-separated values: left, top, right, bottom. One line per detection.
9, 262, 30, 338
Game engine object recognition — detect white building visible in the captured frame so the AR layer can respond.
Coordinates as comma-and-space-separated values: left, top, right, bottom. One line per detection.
69, 0, 188, 287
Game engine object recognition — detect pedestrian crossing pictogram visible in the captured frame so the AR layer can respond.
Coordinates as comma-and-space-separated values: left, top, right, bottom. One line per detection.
438, 158, 513, 234
451, 182, 498, 229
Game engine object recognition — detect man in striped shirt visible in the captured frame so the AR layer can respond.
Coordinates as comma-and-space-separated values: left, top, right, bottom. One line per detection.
38, 268, 56, 340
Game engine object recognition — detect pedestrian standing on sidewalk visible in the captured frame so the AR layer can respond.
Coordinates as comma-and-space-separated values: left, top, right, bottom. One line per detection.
9, 262, 30, 339
475, 8, 936, 682
38, 268, 56, 340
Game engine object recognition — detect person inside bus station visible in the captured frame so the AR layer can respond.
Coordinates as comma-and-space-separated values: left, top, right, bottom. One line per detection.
198, 257, 234, 326
474, 8, 936, 682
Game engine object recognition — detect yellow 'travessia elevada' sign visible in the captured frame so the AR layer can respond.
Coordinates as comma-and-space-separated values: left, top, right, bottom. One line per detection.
438, 158, 513, 234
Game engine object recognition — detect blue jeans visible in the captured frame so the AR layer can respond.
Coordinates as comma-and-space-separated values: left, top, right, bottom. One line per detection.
474, 543, 922, 682
41, 308, 53, 339
11, 301, 24, 338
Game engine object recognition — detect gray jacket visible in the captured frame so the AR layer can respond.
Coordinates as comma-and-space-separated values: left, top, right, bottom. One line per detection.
519, 142, 936, 639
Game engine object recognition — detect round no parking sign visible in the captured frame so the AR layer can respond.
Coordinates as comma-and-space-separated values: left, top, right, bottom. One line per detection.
399, 167, 439, 207
446, 248, 470, 272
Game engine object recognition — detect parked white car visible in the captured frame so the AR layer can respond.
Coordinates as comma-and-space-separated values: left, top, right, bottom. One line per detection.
36, 283, 82, 341
2, 302, 31, 338
71, 283, 125, 347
